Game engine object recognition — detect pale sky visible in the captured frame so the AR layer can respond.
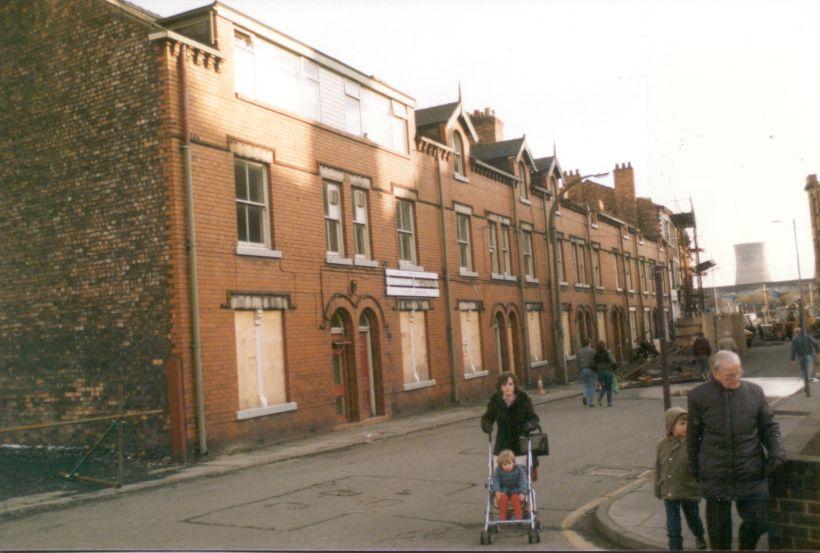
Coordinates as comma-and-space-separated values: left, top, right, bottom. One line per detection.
132, 0, 820, 287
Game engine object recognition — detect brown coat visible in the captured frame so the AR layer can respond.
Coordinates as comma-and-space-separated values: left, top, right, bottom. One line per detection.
655, 435, 700, 500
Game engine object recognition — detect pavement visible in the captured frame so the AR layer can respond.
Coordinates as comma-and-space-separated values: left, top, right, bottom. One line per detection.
2, 361, 815, 551
594, 382, 818, 551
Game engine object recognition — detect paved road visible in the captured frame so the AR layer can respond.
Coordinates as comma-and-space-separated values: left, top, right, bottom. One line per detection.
0, 343, 802, 550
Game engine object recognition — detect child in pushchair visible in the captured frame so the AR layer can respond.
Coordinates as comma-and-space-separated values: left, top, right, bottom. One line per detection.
480, 432, 542, 544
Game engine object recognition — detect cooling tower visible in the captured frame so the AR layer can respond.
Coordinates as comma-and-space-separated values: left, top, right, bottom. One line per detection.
734, 242, 771, 285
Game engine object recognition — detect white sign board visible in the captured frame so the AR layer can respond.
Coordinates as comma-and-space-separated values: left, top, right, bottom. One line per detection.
385, 268, 440, 298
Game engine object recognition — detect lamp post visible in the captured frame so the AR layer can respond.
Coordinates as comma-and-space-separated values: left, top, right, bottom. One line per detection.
548, 171, 608, 384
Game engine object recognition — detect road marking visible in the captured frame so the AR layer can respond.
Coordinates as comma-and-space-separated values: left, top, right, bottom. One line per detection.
560, 469, 652, 551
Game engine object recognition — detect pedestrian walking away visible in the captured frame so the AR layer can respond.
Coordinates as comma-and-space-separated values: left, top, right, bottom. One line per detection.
480, 372, 541, 479
655, 407, 707, 551
790, 327, 818, 397
716, 331, 738, 353
691, 332, 711, 380
577, 338, 597, 408
594, 341, 616, 407
687, 351, 785, 550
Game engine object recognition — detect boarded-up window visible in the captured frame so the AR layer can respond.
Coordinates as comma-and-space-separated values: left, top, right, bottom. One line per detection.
460, 309, 483, 374
527, 311, 543, 362
561, 310, 572, 356
628, 311, 638, 346
596, 311, 607, 345
400, 311, 429, 383
235, 309, 286, 410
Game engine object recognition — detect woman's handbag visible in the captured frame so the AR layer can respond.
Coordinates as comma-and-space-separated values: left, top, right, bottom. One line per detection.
520, 432, 550, 456
612, 373, 620, 394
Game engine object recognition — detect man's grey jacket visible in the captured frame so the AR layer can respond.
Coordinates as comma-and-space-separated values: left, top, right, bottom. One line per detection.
687, 379, 784, 500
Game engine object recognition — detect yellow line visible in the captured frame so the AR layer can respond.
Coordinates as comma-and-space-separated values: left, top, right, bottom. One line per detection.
560, 469, 652, 550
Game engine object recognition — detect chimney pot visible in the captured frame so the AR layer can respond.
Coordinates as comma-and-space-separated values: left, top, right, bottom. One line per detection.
807, 174, 818, 185
627, 162, 632, 168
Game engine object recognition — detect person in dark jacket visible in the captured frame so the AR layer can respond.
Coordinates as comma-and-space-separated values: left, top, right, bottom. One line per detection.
481, 372, 540, 479
594, 341, 616, 406
691, 332, 712, 380
687, 350, 785, 550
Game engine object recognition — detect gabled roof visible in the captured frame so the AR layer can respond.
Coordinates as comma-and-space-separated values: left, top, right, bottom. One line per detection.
415, 102, 460, 128
534, 156, 563, 177
471, 137, 525, 162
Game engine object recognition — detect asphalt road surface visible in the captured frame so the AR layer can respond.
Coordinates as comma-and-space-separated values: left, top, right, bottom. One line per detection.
0, 343, 802, 550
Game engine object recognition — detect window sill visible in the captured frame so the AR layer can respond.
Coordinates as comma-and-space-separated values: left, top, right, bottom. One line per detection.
525, 276, 539, 284
565, 354, 577, 361
590, 223, 599, 229
531, 360, 549, 368
574, 283, 591, 289
399, 260, 425, 272
464, 370, 489, 380
354, 257, 378, 268
453, 173, 470, 183
503, 274, 516, 282
236, 243, 283, 259
519, 197, 532, 206
627, 289, 636, 294
616, 288, 623, 292
459, 268, 478, 278
491, 272, 505, 280
326, 254, 353, 266
596, 286, 605, 291
236, 402, 298, 420
403, 379, 436, 391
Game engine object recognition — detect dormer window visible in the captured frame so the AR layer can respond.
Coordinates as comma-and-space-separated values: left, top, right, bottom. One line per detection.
519, 161, 529, 201
453, 131, 465, 177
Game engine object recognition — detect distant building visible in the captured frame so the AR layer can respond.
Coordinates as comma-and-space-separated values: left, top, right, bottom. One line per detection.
805, 174, 820, 297
734, 242, 771, 285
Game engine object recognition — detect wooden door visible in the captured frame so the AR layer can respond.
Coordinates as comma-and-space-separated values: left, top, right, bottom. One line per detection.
332, 343, 350, 423
357, 327, 375, 418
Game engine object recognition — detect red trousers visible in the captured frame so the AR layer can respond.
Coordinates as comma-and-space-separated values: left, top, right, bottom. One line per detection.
497, 493, 523, 520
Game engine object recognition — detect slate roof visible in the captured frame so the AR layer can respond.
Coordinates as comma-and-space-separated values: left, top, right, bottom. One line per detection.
414, 102, 459, 128
534, 156, 562, 176
470, 138, 525, 162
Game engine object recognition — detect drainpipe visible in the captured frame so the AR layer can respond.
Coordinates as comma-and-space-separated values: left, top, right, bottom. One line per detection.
511, 179, 532, 387
585, 208, 600, 343
179, 44, 207, 455
434, 153, 459, 403
541, 195, 556, 382
619, 225, 631, 360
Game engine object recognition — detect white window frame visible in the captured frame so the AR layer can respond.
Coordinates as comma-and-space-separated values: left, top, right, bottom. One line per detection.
453, 131, 466, 177
352, 187, 371, 259
401, 310, 434, 389
501, 224, 513, 276
488, 221, 500, 276
344, 80, 362, 137
592, 247, 602, 288
519, 161, 530, 202
460, 307, 485, 377
324, 180, 345, 258
235, 158, 271, 249
523, 229, 535, 279
456, 212, 473, 273
614, 252, 622, 290
625, 256, 634, 291
300, 58, 321, 121
556, 239, 567, 283
391, 100, 409, 154
396, 198, 417, 265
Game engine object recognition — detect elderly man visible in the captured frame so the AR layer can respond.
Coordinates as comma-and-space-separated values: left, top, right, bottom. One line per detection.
687, 351, 785, 550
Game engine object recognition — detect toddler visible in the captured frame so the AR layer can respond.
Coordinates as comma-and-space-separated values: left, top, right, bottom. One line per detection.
655, 407, 707, 551
491, 449, 527, 520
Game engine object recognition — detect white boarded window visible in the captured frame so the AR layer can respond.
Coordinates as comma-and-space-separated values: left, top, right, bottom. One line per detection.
233, 31, 255, 97
643, 309, 653, 341
345, 80, 362, 136
488, 221, 499, 274
460, 309, 483, 375
235, 159, 270, 246
324, 181, 344, 256
527, 311, 543, 362
453, 131, 465, 176
234, 309, 286, 411
352, 188, 370, 258
400, 310, 429, 384
301, 58, 321, 120
362, 89, 392, 147
456, 213, 472, 271
628, 311, 638, 346
255, 40, 299, 112
523, 229, 534, 278
396, 199, 416, 264
391, 100, 408, 154
561, 310, 572, 357
596, 310, 607, 344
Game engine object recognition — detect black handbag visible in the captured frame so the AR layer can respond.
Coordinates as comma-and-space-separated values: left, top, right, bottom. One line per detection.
520, 432, 549, 456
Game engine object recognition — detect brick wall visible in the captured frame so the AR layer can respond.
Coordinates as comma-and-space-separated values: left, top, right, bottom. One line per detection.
0, 0, 172, 450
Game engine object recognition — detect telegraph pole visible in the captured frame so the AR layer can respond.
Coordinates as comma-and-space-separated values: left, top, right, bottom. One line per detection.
654, 266, 671, 410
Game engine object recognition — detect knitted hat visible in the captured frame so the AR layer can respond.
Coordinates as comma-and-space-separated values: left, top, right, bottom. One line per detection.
665, 407, 687, 434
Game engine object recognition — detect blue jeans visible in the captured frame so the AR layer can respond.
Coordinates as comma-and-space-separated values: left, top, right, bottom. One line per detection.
597, 369, 613, 406
798, 355, 812, 396
580, 368, 596, 406
665, 499, 705, 551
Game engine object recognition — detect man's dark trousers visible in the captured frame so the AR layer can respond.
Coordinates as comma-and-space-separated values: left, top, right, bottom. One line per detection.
705, 498, 768, 550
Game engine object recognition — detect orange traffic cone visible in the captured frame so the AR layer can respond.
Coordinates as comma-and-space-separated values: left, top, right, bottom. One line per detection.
536, 375, 546, 395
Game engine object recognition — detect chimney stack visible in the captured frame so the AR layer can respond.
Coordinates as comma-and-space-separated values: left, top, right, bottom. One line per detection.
613, 162, 637, 224
471, 107, 504, 144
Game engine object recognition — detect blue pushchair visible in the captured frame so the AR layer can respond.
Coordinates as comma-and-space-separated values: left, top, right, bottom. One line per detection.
479, 427, 542, 544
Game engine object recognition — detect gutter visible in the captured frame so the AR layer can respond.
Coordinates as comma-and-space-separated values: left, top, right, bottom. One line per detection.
178, 44, 208, 455
511, 181, 532, 387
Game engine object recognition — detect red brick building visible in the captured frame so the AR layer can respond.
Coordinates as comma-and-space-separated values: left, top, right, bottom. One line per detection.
0, 0, 696, 459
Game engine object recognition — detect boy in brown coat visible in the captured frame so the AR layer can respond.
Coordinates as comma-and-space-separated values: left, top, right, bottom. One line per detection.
655, 407, 707, 550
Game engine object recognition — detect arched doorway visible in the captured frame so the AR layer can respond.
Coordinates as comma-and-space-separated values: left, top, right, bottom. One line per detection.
330, 309, 355, 423
494, 311, 509, 373
577, 307, 593, 348
357, 310, 384, 418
